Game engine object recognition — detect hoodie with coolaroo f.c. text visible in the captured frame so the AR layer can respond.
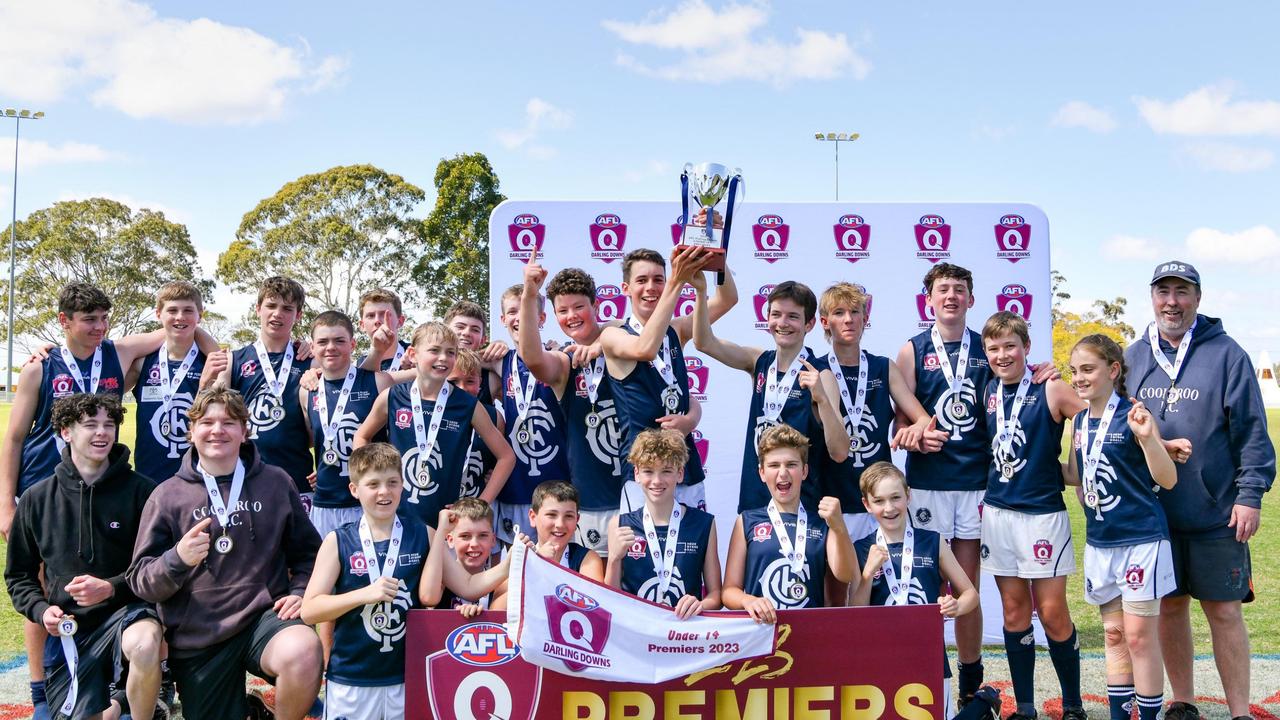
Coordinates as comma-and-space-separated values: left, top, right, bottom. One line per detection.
127, 442, 321, 650
1126, 314, 1276, 538
6, 445, 153, 632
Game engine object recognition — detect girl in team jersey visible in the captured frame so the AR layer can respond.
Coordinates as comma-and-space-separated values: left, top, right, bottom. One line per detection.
1065, 334, 1181, 720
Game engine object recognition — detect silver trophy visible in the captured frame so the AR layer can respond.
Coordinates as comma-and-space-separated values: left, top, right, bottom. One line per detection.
680, 162, 743, 275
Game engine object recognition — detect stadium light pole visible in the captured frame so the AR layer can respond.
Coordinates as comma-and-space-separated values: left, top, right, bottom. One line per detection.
814, 132, 860, 201
4, 108, 44, 396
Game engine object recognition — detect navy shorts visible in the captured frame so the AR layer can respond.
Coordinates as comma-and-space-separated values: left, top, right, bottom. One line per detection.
1168, 533, 1254, 602
44, 603, 159, 719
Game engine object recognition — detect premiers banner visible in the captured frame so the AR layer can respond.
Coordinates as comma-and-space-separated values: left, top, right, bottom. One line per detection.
504, 542, 776, 683
408, 605, 945, 720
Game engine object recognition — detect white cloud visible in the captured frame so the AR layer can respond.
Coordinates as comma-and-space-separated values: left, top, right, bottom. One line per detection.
55, 191, 190, 224
1135, 83, 1280, 136
1102, 234, 1161, 260
603, 1, 870, 87
0, 138, 114, 172
1185, 225, 1280, 264
496, 98, 573, 159
1051, 101, 1116, 133
1181, 142, 1274, 173
0, 0, 345, 124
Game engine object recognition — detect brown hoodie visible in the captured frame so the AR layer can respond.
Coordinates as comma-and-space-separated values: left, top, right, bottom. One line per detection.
126, 441, 320, 650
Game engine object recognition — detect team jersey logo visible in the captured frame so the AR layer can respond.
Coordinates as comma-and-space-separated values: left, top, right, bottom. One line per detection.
51, 373, 75, 397
637, 565, 687, 608
995, 214, 1032, 262
626, 536, 647, 559
833, 214, 871, 263
510, 398, 561, 477
673, 284, 697, 318
760, 557, 813, 609
240, 360, 258, 377
845, 411, 882, 468
997, 284, 1034, 321
363, 582, 412, 652
1125, 564, 1145, 589
100, 377, 119, 390
507, 214, 546, 263
150, 391, 194, 459
582, 398, 623, 477
1084, 450, 1121, 520
246, 393, 285, 438
914, 507, 933, 526
394, 407, 414, 430
1032, 539, 1053, 565
752, 284, 776, 332
543, 584, 612, 672
914, 214, 952, 263
427, 623, 541, 720
589, 213, 627, 264
320, 409, 362, 477
933, 378, 979, 440
594, 285, 627, 323
350, 551, 370, 576
401, 444, 443, 504
459, 439, 484, 499
989, 421, 1028, 477
752, 214, 790, 263
685, 356, 709, 401
750, 522, 773, 542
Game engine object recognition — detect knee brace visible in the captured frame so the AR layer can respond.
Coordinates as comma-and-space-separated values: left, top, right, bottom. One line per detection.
1101, 604, 1132, 677
1122, 598, 1161, 618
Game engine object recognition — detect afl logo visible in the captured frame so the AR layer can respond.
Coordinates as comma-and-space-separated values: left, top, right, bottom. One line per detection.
752, 283, 777, 330
997, 284, 1034, 321
554, 583, 600, 611
445, 622, 520, 667
914, 214, 952, 263
147, 365, 161, 383
995, 214, 1032, 263
589, 213, 627, 263
594, 284, 627, 323
752, 214, 790, 263
751, 522, 773, 542
627, 537, 647, 559
833, 214, 872, 263
240, 360, 258, 377
393, 407, 413, 430
507, 213, 545, 263
51, 374, 75, 396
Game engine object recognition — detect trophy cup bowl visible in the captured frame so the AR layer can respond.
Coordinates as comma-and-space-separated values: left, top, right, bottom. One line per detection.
679, 162, 740, 273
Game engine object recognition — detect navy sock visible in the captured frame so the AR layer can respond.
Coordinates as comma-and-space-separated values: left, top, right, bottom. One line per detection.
1136, 694, 1163, 720
1108, 684, 1135, 720
958, 659, 984, 700
1003, 626, 1037, 715
1047, 627, 1082, 709
31, 680, 47, 705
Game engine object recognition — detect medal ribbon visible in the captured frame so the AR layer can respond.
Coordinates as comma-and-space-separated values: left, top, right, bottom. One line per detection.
762, 349, 808, 423
1147, 320, 1197, 383
359, 516, 403, 619
995, 370, 1032, 468
198, 459, 245, 535
582, 355, 605, 406
876, 524, 915, 606
55, 344, 104, 454
316, 365, 359, 454
410, 381, 452, 469
625, 316, 679, 390
1079, 393, 1121, 519
929, 326, 971, 406
253, 340, 295, 400
828, 350, 869, 449
508, 356, 539, 438
767, 501, 808, 573
388, 341, 407, 372
155, 343, 200, 424
58, 630, 78, 715
642, 505, 683, 603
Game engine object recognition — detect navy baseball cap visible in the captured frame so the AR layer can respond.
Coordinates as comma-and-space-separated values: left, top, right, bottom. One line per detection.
1150, 260, 1200, 286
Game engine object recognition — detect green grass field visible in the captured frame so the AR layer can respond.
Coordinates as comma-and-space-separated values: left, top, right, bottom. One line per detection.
0, 406, 1277, 656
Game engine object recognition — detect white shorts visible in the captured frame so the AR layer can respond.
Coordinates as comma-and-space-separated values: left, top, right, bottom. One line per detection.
494, 502, 532, 545
325, 680, 404, 720
620, 481, 705, 514
842, 513, 879, 544
310, 505, 362, 539
909, 489, 984, 540
980, 506, 1076, 578
1084, 540, 1176, 605
575, 508, 616, 555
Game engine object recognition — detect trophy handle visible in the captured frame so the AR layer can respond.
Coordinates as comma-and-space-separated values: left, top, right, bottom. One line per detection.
716, 174, 744, 286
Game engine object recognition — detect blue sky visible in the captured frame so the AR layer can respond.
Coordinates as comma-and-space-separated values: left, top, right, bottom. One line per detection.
1, 1, 1278, 362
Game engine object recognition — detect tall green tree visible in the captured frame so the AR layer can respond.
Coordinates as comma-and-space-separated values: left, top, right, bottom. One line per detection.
0, 198, 211, 346
413, 153, 506, 312
1051, 271, 1137, 376
217, 165, 426, 321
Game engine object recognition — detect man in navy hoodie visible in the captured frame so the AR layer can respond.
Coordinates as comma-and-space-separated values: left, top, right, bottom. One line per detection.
1126, 260, 1275, 720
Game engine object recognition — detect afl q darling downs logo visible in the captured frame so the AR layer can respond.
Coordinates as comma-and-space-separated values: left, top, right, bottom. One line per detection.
508, 214, 546, 263
589, 213, 626, 264
914, 214, 951, 263
994, 214, 1032, 262
428, 622, 541, 720
752, 214, 790, 263
833, 214, 871, 263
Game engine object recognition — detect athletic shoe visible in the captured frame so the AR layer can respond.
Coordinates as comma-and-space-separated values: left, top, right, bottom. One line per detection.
1005, 713, 1037, 720
32, 700, 51, 720
1062, 707, 1087, 720
970, 686, 1001, 720
1166, 702, 1201, 720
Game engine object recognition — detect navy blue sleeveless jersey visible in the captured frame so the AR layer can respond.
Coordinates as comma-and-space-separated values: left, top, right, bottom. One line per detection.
905, 329, 992, 491
559, 350, 625, 512
1073, 398, 1170, 547
386, 380, 477, 526
328, 518, 429, 686
229, 344, 312, 493
822, 352, 895, 511
357, 339, 411, 372
20, 340, 125, 494
460, 403, 499, 499
498, 350, 570, 505
306, 368, 382, 508
132, 346, 205, 483
740, 506, 830, 609
737, 349, 829, 514
853, 527, 950, 678
618, 505, 713, 607
983, 378, 1065, 513
608, 323, 705, 486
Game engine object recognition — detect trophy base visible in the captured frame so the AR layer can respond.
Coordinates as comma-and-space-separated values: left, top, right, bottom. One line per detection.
675, 243, 726, 272
678, 226, 726, 272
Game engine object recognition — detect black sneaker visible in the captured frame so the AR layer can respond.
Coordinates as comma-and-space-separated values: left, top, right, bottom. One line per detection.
1166, 702, 1201, 720
1005, 713, 1036, 720
1061, 707, 1087, 720
246, 693, 273, 720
